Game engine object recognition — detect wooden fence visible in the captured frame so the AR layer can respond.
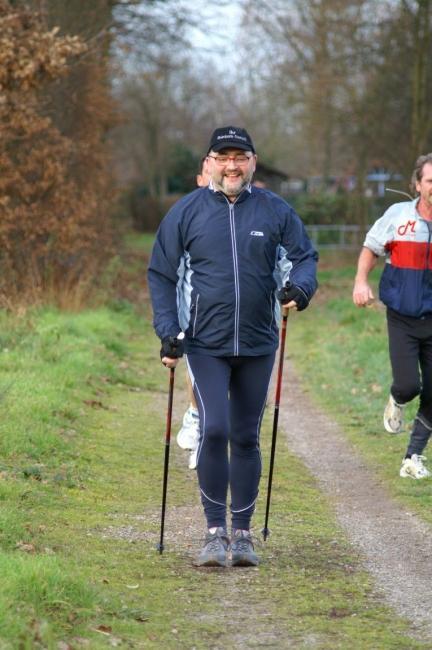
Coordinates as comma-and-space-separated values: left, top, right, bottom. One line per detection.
307, 224, 368, 250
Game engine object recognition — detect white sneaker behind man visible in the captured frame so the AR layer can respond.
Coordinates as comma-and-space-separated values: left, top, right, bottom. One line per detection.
176, 405, 200, 469
383, 394, 405, 433
400, 454, 431, 479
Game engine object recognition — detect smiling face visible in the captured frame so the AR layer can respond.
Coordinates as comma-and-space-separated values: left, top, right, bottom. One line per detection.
416, 162, 432, 209
207, 148, 257, 200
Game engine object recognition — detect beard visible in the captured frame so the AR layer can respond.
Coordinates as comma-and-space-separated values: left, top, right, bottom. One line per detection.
213, 168, 254, 197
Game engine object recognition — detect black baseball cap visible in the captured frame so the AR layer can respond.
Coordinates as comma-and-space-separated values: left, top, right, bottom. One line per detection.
207, 126, 255, 154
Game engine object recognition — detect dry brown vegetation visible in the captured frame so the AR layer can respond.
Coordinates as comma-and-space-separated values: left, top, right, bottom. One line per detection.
0, 1, 114, 308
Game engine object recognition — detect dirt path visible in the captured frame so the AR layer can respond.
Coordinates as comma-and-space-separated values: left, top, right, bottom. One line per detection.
279, 360, 432, 638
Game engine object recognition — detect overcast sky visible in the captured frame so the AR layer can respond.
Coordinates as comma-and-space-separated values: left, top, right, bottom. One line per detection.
186, 1, 242, 70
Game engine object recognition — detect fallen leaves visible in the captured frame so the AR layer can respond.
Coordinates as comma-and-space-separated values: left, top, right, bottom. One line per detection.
92, 626, 123, 647
83, 399, 108, 409
94, 625, 112, 635
15, 540, 36, 553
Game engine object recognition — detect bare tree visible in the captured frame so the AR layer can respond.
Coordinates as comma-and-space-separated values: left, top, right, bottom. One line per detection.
407, 0, 432, 159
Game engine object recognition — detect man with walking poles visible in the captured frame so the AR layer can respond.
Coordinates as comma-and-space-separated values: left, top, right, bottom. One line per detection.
148, 126, 318, 566
353, 153, 432, 480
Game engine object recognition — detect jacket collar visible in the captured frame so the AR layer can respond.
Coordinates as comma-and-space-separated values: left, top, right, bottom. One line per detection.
208, 180, 252, 204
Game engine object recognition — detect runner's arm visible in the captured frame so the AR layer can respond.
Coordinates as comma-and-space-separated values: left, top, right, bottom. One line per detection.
353, 247, 378, 307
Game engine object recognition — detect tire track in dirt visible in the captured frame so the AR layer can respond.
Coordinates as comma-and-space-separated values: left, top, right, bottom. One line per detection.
279, 360, 432, 639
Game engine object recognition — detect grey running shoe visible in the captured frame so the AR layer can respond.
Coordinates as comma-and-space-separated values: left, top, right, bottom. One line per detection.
230, 529, 259, 567
196, 527, 229, 567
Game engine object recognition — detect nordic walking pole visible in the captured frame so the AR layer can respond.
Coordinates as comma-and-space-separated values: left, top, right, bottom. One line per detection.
262, 305, 289, 541
157, 332, 184, 555
157, 366, 175, 555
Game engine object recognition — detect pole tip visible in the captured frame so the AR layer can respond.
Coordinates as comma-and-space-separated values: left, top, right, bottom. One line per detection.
261, 527, 270, 541
156, 543, 164, 554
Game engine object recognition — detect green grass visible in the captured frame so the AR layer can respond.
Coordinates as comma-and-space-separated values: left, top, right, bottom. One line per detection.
0, 301, 427, 647
122, 232, 155, 255
0, 306, 148, 647
0, 555, 95, 645
288, 254, 432, 525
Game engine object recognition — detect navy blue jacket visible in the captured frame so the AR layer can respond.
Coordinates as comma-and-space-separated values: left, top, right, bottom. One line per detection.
148, 184, 318, 357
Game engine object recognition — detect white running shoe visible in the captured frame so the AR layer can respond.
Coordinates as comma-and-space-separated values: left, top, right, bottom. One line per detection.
383, 394, 405, 433
400, 454, 431, 479
188, 447, 198, 471
176, 406, 200, 451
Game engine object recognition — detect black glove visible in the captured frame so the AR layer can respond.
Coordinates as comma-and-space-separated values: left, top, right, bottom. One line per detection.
276, 282, 309, 311
160, 335, 184, 360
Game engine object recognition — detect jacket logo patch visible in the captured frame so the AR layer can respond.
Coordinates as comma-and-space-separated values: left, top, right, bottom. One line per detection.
250, 231, 264, 237
397, 220, 416, 236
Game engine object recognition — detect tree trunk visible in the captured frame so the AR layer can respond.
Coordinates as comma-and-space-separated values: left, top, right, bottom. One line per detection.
411, 0, 431, 159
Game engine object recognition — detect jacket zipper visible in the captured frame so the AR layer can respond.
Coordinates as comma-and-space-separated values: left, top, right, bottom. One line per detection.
426, 223, 432, 272
423, 222, 432, 307
228, 201, 240, 355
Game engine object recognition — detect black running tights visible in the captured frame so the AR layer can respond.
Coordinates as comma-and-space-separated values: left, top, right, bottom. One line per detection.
186, 353, 275, 531
387, 308, 432, 419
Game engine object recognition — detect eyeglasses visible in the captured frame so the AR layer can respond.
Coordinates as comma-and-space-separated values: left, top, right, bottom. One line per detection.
207, 154, 252, 165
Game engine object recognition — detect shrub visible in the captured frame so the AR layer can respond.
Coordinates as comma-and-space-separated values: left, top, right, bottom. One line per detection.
0, 1, 115, 308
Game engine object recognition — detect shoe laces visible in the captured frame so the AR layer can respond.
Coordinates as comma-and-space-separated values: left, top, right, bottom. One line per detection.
231, 531, 255, 553
204, 537, 224, 553
412, 454, 427, 466
408, 455, 430, 477
204, 529, 229, 552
